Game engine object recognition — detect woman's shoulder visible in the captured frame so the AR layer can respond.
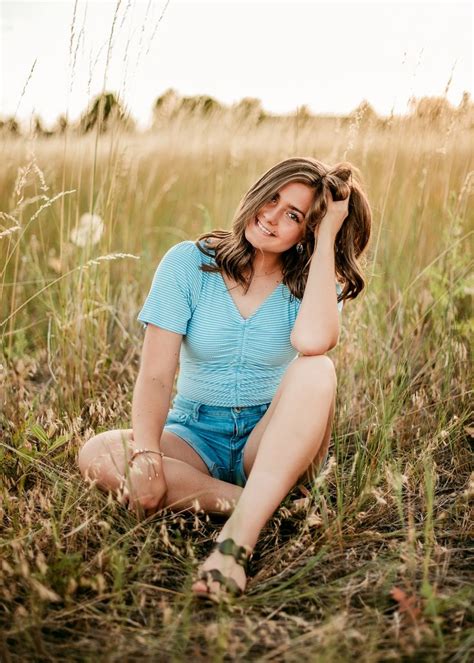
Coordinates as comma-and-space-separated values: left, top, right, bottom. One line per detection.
154, 241, 208, 281
165, 239, 201, 253
162, 239, 206, 263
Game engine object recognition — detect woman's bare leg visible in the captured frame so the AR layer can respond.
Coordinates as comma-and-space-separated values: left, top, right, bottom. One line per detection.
192, 354, 337, 595
78, 429, 243, 515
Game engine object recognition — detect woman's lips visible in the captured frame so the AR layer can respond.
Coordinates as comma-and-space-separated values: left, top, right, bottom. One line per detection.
255, 216, 275, 236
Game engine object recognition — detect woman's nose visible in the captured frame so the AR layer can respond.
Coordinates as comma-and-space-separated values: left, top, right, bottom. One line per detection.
262, 207, 278, 224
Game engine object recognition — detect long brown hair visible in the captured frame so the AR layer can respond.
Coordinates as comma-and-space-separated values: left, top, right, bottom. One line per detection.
195, 156, 372, 304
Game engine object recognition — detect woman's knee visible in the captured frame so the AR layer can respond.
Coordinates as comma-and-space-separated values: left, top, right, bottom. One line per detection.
77, 429, 132, 489
288, 354, 337, 393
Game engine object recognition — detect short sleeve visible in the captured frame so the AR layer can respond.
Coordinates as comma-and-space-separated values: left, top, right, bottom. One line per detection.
137, 241, 203, 334
336, 281, 344, 314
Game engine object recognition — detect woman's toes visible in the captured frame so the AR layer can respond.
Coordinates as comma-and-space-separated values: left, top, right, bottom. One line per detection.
191, 575, 223, 599
192, 549, 247, 598
192, 579, 209, 594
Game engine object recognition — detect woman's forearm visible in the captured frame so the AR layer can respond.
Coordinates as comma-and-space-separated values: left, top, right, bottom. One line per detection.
131, 371, 173, 451
290, 230, 340, 355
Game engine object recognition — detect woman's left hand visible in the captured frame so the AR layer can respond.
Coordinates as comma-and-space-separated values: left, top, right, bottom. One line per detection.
315, 190, 350, 241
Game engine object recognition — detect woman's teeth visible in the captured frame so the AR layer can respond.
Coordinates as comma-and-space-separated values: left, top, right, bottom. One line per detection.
256, 218, 274, 236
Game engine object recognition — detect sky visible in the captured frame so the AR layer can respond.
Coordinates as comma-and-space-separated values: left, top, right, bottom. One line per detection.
0, 0, 472, 128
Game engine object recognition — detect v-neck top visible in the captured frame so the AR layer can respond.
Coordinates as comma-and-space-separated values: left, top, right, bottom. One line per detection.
137, 240, 343, 406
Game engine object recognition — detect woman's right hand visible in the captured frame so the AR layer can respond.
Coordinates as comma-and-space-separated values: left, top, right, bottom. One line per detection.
121, 454, 168, 517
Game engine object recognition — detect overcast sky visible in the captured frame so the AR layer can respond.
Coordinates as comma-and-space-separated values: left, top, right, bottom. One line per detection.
1, 0, 472, 128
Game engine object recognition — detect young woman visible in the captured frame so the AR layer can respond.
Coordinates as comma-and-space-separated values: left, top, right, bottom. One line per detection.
78, 156, 372, 602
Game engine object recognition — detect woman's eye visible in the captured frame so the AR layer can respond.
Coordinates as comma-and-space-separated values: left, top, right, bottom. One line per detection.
288, 212, 299, 222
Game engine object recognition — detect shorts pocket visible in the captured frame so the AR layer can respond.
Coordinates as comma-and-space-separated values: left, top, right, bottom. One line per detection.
167, 408, 191, 425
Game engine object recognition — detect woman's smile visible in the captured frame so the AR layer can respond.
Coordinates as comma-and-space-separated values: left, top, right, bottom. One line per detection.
255, 216, 276, 237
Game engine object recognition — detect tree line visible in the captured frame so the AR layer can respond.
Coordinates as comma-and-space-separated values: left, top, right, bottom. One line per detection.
1, 89, 473, 137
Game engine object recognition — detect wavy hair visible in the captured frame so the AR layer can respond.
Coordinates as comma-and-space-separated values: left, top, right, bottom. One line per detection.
195, 156, 372, 304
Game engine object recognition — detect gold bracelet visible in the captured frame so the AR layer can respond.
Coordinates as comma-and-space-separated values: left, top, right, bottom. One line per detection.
128, 449, 165, 481
129, 448, 165, 465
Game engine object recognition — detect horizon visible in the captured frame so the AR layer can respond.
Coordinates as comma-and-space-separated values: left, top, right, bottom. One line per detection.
4, 87, 471, 134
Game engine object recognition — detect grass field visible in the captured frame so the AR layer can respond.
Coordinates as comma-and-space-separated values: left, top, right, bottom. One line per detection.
0, 110, 473, 661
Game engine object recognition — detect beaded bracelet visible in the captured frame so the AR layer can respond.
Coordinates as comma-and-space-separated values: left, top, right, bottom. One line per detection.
128, 448, 165, 481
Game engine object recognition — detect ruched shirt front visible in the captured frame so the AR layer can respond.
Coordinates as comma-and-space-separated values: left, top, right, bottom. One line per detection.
137, 240, 343, 407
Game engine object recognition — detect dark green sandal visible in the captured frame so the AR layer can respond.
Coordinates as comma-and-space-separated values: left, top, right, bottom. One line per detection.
193, 538, 253, 603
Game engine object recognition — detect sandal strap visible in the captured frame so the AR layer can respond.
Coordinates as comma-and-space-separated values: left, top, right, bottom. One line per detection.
217, 538, 252, 571
198, 569, 243, 597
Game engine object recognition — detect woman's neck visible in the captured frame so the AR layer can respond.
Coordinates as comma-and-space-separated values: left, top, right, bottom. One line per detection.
251, 254, 282, 277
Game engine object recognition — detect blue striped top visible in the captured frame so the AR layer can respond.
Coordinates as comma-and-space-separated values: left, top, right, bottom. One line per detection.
137, 240, 343, 406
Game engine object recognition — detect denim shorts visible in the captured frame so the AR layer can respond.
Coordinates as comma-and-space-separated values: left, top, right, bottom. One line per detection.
163, 393, 271, 487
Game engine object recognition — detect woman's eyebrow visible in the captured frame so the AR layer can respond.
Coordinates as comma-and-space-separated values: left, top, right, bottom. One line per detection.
288, 203, 304, 217
274, 192, 304, 217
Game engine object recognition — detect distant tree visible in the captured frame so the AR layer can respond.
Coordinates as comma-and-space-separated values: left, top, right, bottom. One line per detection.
408, 95, 455, 124
0, 117, 20, 135
179, 94, 224, 115
79, 92, 134, 133
296, 105, 312, 120
231, 97, 266, 124
32, 115, 53, 138
54, 114, 69, 134
152, 90, 225, 127
153, 88, 181, 126
349, 100, 378, 124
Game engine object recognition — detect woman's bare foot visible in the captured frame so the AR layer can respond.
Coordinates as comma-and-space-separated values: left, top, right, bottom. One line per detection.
191, 543, 249, 599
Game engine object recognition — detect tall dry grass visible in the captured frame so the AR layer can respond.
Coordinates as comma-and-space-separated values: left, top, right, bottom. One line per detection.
0, 110, 472, 661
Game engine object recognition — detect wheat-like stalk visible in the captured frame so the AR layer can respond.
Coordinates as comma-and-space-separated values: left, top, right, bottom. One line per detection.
0, 225, 21, 239
0, 212, 20, 225
83, 252, 139, 268
29, 190, 76, 224
0, 252, 140, 329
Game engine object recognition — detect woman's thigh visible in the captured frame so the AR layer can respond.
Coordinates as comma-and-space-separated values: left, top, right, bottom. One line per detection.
242, 355, 337, 480
78, 427, 210, 489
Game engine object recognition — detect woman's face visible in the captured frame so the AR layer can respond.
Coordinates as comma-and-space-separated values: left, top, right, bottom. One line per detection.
244, 181, 314, 258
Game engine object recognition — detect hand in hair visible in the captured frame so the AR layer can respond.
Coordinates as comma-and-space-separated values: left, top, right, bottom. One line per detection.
316, 188, 350, 241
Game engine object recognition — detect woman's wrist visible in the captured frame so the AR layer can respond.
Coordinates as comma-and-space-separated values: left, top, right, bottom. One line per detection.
130, 428, 163, 453
128, 449, 165, 482
314, 228, 336, 253
129, 448, 164, 466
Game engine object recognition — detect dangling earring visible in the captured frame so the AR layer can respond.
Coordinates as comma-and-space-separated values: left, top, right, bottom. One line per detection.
295, 242, 304, 254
